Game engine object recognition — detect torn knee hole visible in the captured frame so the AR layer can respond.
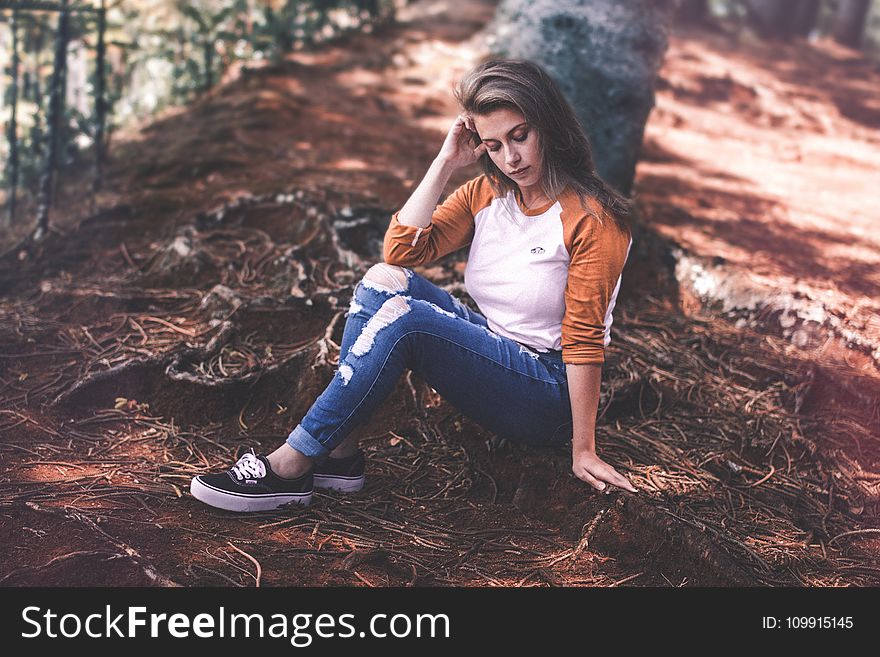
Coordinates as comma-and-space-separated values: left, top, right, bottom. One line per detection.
362, 263, 410, 294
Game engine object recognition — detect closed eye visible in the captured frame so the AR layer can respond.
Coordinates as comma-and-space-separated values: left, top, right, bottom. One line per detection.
486, 132, 529, 152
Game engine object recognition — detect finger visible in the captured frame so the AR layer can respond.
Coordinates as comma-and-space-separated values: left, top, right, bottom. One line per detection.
575, 468, 606, 492
605, 467, 638, 493
473, 143, 488, 156
594, 470, 635, 494
615, 475, 638, 493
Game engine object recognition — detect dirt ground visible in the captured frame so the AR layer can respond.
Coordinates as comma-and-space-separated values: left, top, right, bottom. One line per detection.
1, 0, 878, 587
640, 22, 880, 380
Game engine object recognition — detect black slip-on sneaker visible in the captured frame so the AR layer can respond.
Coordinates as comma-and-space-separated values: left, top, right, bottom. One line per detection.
313, 449, 365, 492
190, 451, 312, 512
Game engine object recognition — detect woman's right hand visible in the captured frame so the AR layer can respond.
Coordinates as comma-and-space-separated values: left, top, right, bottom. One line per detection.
437, 114, 488, 170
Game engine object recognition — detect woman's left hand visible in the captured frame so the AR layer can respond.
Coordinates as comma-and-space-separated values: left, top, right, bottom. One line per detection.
572, 448, 638, 493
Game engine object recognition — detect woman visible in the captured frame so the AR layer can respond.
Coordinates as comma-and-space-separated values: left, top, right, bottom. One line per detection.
191, 59, 637, 512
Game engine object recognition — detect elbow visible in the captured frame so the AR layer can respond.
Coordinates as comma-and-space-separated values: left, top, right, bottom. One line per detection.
383, 240, 425, 267
383, 244, 411, 267
382, 246, 396, 266
382, 236, 401, 266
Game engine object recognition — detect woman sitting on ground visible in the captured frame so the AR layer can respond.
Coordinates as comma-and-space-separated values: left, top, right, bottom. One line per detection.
191, 58, 638, 512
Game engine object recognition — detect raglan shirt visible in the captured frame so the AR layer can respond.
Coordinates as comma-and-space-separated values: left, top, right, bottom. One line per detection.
382, 174, 633, 366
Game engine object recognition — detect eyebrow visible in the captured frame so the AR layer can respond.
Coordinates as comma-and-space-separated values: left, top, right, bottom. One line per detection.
479, 122, 528, 143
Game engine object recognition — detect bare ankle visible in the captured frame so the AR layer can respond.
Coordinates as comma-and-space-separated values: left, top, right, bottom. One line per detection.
267, 443, 312, 479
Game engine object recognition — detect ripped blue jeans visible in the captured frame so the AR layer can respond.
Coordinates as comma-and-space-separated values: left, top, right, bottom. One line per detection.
286, 265, 574, 457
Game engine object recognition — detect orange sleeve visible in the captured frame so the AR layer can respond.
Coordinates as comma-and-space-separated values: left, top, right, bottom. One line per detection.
561, 200, 632, 366
383, 174, 493, 267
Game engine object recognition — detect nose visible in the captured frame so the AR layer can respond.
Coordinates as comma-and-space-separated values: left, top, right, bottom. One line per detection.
505, 147, 521, 168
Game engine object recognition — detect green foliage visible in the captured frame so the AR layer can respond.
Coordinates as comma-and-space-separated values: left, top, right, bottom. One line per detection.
1, 0, 400, 206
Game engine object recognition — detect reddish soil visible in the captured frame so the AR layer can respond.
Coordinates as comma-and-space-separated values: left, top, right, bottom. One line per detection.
1, 1, 878, 587
639, 25, 880, 380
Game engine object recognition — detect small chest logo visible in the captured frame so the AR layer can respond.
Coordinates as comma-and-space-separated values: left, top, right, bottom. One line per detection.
530, 246, 545, 254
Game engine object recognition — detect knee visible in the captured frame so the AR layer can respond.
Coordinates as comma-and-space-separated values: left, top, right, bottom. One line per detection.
362, 263, 410, 294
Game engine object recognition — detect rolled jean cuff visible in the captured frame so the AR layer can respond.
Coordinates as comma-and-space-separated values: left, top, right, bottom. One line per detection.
286, 424, 327, 458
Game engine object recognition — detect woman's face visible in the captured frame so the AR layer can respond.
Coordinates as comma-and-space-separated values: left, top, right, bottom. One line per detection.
472, 108, 543, 190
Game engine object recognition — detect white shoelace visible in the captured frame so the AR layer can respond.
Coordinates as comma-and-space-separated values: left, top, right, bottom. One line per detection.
231, 452, 266, 481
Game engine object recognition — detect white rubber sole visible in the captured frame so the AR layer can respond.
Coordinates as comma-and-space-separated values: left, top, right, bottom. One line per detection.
190, 476, 311, 512
313, 474, 365, 492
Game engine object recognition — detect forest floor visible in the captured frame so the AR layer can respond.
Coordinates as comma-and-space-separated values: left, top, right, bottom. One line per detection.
1, 0, 878, 587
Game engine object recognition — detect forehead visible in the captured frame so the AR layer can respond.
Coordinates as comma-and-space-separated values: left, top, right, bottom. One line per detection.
472, 107, 527, 139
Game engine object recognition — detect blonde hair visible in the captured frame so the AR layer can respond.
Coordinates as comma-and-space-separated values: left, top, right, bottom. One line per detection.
454, 58, 632, 233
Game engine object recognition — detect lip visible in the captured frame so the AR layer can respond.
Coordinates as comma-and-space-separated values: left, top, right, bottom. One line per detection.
508, 166, 530, 176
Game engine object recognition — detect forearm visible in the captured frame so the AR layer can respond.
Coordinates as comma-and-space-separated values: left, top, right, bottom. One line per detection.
565, 362, 603, 454
396, 156, 457, 228
567, 361, 638, 493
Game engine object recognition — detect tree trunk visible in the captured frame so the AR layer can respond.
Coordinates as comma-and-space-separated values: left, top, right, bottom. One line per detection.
746, 0, 794, 38
55, 9, 70, 197
6, 9, 21, 226
34, 0, 70, 243
93, 0, 107, 194
833, 0, 872, 48
793, 0, 821, 37
489, 0, 675, 194
204, 39, 214, 92
676, 0, 708, 24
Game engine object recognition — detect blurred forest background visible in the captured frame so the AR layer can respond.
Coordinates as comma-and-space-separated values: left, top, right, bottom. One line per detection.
0, 0, 399, 228
0, 0, 878, 587
1, 0, 879, 226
